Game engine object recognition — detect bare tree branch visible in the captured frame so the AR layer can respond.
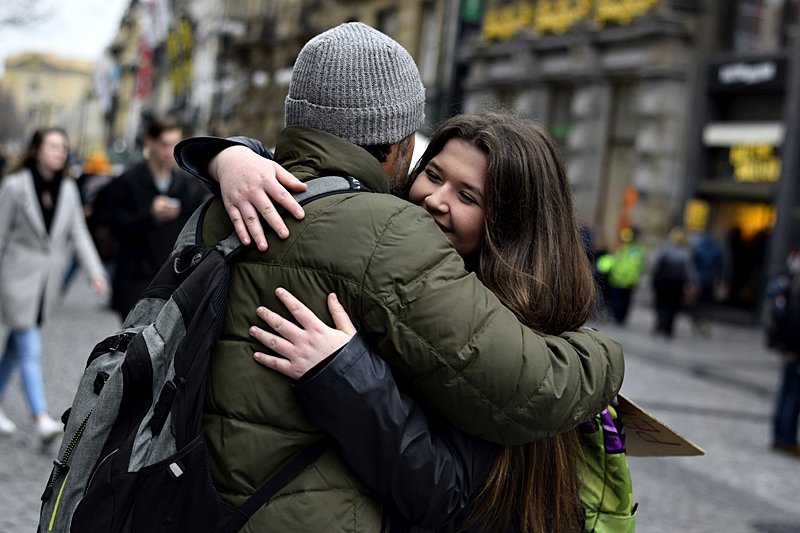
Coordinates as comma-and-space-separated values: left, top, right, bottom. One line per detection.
0, 0, 56, 27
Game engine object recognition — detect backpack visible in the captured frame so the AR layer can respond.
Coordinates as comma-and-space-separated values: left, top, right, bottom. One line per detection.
578, 401, 637, 533
38, 176, 367, 533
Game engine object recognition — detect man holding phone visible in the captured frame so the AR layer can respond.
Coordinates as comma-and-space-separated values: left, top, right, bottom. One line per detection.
99, 117, 208, 320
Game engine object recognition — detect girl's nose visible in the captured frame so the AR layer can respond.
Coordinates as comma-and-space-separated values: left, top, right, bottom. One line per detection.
424, 186, 449, 213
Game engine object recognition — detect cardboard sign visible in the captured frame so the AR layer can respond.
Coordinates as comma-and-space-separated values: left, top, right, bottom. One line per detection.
617, 393, 705, 457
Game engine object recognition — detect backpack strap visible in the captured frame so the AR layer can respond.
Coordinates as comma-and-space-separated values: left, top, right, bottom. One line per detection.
213, 174, 369, 258
231, 438, 330, 528
293, 175, 370, 207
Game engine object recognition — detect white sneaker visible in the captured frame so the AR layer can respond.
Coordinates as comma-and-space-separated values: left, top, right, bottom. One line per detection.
0, 409, 16, 434
37, 415, 63, 445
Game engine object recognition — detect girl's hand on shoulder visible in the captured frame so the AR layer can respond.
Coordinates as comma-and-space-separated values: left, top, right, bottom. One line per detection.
251, 288, 356, 380
212, 147, 306, 251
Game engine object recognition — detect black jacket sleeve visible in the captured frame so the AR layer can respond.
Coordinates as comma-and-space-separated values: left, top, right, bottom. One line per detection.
293, 333, 497, 529
173, 136, 273, 195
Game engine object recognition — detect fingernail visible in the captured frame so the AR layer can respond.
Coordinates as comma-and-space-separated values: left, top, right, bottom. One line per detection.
279, 229, 289, 239
276, 287, 285, 295
330, 293, 338, 302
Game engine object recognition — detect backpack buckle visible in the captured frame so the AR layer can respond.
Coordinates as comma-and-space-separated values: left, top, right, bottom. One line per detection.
174, 248, 205, 275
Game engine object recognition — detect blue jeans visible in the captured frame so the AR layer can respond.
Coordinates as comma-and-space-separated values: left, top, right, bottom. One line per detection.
773, 358, 800, 445
0, 327, 47, 417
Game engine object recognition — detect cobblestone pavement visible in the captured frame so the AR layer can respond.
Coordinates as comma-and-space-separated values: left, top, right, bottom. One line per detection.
593, 303, 800, 533
2, 278, 799, 532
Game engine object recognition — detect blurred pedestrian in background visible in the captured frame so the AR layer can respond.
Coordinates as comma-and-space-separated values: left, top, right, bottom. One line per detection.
0, 127, 108, 443
62, 151, 119, 293
600, 227, 645, 325
101, 117, 207, 320
766, 247, 800, 457
78, 151, 120, 282
690, 229, 724, 335
0, 145, 7, 178
651, 226, 698, 338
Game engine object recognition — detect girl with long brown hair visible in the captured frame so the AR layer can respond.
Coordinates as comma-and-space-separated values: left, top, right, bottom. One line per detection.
247, 113, 600, 532
0, 128, 108, 443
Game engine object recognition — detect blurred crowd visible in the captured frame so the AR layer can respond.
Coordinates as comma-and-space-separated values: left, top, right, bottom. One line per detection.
0, 118, 208, 444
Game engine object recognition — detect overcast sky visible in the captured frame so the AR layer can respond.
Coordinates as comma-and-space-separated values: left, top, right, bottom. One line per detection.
0, 0, 129, 75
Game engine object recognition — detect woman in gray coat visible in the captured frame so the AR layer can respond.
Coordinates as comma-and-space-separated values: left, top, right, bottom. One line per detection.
0, 128, 107, 444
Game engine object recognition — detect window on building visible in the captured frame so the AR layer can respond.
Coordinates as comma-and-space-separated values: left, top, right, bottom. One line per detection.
418, 2, 439, 86
548, 86, 573, 152
732, 0, 800, 53
599, 83, 637, 242
377, 7, 399, 38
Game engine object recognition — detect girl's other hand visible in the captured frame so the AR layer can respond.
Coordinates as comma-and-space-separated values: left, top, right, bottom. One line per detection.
251, 288, 355, 379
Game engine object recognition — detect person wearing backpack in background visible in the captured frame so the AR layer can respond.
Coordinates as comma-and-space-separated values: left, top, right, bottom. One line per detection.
218, 113, 636, 532
174, 23, 625, 532
605, 227, 645, 325
651, 226, 698, 338
0, 128, 108, 443
768, 247, 800, 457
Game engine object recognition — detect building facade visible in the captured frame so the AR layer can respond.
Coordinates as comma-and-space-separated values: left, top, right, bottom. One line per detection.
459, 0, 703, 254
681, 0, 800, 315
1, 52, 103, 157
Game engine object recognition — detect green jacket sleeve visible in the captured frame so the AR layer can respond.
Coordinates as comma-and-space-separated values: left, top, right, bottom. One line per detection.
359, 203, 625, 446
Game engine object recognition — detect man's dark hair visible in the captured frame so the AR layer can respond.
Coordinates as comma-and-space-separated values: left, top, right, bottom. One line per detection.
360, 143, 391, 163
146, 117, 183, 140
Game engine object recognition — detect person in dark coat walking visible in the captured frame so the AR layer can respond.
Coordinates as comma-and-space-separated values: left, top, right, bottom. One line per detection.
651, 227, 698, 338
101, 118, 207, 319
768, 248, 800, 457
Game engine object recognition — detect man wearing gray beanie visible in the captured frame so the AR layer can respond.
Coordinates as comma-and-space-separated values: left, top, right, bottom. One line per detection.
173, 22, 623, 532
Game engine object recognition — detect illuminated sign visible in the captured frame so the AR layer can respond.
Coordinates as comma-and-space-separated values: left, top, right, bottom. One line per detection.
719, 61, 777, 85
482, 0, 659, 39
595, 0, 659, 26
535, 0, 591, 34
481, 2, 535, 41
728, 144, 781, 183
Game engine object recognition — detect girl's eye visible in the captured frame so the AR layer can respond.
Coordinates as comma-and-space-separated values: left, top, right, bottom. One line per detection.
459, 192, 478, 205
423, 169, 442, 183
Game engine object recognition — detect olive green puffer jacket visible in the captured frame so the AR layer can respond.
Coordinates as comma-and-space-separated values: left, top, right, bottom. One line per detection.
179, 126, 625, 532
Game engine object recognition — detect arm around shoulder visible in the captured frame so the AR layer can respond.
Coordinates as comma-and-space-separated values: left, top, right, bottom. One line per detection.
294, 333, 496, 528
360, 204, 626, 445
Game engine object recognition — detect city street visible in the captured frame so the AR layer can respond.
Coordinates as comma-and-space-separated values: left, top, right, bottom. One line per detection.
1, 276, 799, 532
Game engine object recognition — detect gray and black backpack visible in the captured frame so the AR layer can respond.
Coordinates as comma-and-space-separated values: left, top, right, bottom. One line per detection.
38, 176, 366, 532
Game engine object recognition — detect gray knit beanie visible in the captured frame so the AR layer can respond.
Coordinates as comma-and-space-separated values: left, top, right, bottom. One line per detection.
285, 22, 425, 146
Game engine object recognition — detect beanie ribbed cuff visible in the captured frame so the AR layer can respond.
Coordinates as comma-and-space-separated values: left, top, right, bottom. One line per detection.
285, 93, 424, 146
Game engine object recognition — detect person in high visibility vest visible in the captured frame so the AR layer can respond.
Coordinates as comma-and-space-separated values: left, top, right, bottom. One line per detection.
607, 227, 645, 324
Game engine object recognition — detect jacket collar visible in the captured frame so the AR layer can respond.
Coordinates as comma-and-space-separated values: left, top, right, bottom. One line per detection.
274, 126, 390, 194
20, 169, 48, 240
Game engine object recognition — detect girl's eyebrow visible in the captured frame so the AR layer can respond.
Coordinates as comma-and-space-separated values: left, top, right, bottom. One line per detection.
427, 159, 485, 199
427, 160, 444, 173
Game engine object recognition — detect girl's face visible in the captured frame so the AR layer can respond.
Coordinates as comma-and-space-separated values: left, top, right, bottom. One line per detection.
409, 138, 487, 256
37, 131, 69, 174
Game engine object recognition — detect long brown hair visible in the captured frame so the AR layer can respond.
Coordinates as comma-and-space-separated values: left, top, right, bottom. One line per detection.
9, 127, 70, 174
406, 113, 596, 532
